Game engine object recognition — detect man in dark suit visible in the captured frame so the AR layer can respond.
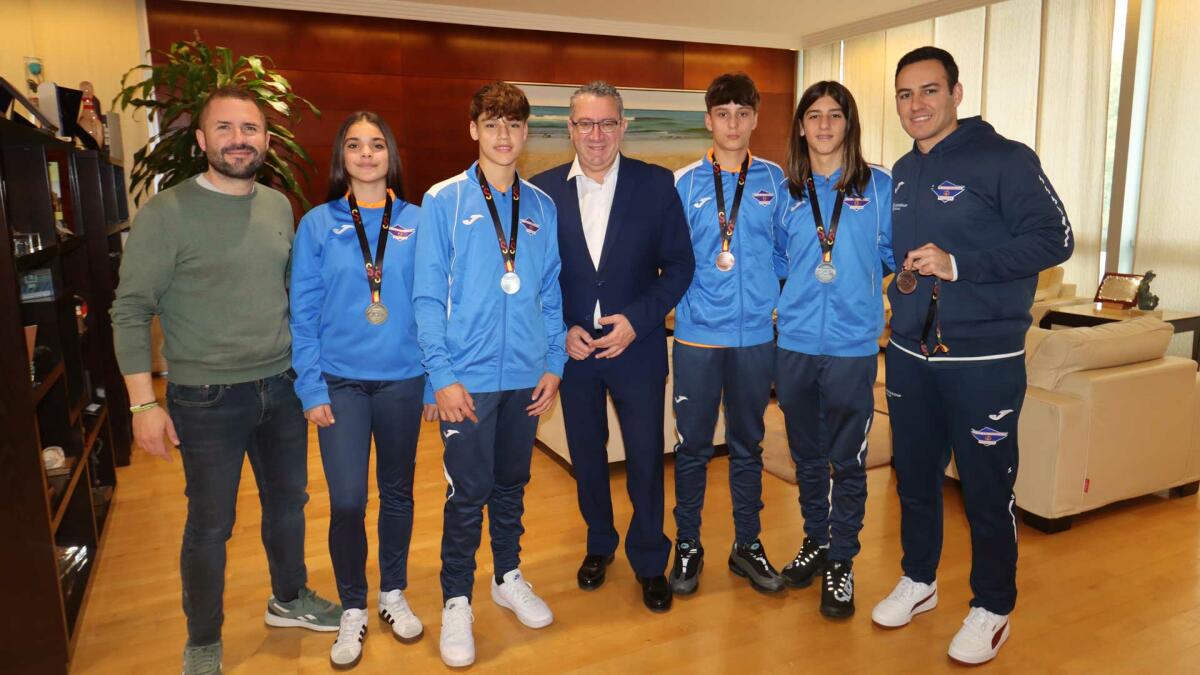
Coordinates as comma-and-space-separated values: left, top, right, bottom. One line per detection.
531, 81, 694, 612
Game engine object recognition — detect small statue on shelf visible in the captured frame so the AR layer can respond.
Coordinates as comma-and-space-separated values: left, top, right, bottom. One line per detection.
77, 81, 105, 150
1137, 270, 1159, 311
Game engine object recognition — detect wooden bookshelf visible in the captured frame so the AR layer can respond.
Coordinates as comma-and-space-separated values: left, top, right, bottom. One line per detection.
0, 116, 130, 674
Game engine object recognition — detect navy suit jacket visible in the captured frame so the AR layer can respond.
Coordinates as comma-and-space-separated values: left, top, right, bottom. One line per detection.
531, 155, 694, 379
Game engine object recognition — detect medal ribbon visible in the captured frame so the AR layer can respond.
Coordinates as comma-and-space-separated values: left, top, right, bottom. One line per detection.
920, 280, 950, 356
711, 153, 750, 255
806, 176, 846, 265
476, 165, 520, 274
347, 190, 393, 305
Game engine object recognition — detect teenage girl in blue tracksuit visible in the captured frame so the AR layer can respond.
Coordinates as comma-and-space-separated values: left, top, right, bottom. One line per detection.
773, 81, 894, 618
290, 112, 432, 666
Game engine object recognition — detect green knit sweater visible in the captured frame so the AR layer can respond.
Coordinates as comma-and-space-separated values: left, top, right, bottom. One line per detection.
111, 176, 295, 385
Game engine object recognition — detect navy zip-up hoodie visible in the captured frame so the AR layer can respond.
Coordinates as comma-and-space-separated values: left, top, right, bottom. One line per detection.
888, 117, 1074, 360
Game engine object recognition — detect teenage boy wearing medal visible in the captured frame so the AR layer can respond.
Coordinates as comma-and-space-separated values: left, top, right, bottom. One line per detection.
670, 73, 788, 596
289, 111, 435, 668
772, 81, 894, 619
412, 81, 567, 668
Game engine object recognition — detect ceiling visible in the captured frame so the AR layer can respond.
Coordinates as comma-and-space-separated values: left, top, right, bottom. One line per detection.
190, 0, 994, 49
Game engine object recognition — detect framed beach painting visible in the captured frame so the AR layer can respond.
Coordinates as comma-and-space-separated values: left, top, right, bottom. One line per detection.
514, 82, 710, 177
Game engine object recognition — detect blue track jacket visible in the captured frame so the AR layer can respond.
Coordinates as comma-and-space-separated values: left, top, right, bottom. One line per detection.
289, 195, 425, 411
413, 162, 568, 394
673, 152, 785, 347
775, 166, 895, 357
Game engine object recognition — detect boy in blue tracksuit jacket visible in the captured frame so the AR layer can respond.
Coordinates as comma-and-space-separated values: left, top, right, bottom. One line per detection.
871, 48, 1072, 665
668, 73, 787, 596
412, 82, 566, 669
772, 80, 894, 619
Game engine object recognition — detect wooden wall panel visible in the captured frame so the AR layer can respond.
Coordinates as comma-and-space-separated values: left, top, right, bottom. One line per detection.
146, 0, 795, 205
682, 44, 797, 94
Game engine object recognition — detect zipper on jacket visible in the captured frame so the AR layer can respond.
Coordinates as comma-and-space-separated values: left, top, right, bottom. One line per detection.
913, 154, 931, 362
735, 199, 745, 347
499, 284, 508, 390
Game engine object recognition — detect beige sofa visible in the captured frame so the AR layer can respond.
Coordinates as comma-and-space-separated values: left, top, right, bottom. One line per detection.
1009, 317, 1200, 532
761, 395, 894, 485
536, 337, 726, 464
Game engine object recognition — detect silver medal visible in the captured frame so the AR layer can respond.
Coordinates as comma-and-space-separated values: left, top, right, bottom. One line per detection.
500, 271, 521, 295
716, 251, 736, 272
814, 262, 837, 284
365, 301, 389, 324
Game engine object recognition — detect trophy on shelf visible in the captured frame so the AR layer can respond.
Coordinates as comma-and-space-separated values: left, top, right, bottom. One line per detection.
77, 81, 105, 150
24, 325, 37, 384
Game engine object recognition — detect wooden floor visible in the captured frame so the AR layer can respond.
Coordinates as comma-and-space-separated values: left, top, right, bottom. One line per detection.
71, 392, 1200, 673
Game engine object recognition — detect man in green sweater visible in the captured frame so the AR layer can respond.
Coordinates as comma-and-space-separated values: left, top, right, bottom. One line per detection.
111, 85, 339, 675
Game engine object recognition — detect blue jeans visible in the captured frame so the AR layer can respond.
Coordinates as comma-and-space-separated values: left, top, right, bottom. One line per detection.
672, 342, 775, 546
318, 374, 423, 610
167, 370, 309, 646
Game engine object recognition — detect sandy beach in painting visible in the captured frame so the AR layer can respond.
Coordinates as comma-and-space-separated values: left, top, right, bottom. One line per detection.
518, 104, 711, 176
518, 136, 710, 176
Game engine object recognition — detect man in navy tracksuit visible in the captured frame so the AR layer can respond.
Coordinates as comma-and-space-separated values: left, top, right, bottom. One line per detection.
413, 81, 567, 668
669, 73, 787, 596
871, 47, 1073, 665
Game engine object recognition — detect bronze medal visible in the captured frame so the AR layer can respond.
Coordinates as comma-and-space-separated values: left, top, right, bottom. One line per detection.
896, 269, 917, 294
716, 251, 736, 272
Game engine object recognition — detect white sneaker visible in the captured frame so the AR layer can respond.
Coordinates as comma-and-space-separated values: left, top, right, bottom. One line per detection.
378, 589, 423, 642
491, 569, 554, 629
330, 608, 367, 669
871, 576, 938, 628
948, 607, 1010, 664
440, 596, 475, 668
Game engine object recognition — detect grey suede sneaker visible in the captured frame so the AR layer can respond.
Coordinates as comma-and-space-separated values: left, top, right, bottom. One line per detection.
264, 587, 342, 632
182, 642, 221, 675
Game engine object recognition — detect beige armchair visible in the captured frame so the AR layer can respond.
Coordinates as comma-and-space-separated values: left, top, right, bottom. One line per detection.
536, 337, 726, 464
1010, 317, 1200, 532
1029, 265, 1089, 325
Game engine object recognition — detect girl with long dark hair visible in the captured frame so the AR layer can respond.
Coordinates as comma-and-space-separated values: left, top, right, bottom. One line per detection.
289, 111, 434, 667
772, 81, 895, 619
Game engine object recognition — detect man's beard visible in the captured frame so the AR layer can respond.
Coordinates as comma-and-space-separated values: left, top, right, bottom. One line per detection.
207, 143, 266, 179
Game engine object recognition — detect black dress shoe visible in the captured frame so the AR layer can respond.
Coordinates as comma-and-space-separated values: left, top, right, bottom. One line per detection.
577, 554, 615, 590
636, 575, 673, 612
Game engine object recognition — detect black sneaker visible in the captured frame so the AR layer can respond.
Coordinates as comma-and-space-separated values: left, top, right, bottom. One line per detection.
820, 560, 855, 618
781, 537, 828, 588
669, 539, 704, 595
728, 539, 785, 593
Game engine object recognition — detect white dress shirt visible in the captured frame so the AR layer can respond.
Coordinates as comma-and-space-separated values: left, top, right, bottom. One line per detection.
567, 154, 620, 329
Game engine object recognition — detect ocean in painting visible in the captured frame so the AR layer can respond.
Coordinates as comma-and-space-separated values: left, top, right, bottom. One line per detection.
518, 104, 711, 177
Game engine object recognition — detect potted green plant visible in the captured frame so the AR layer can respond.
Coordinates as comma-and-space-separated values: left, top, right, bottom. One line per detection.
113, 34, 320, 208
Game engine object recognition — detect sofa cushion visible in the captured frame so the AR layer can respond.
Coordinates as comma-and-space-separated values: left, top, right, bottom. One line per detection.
1027, 316, 1174, 390
1033, 266, 1065, 302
